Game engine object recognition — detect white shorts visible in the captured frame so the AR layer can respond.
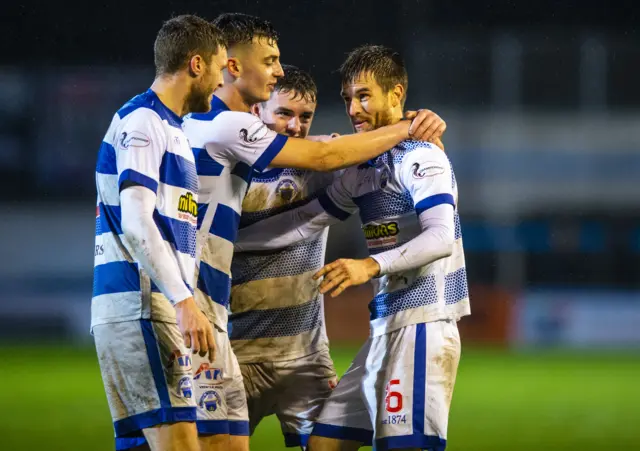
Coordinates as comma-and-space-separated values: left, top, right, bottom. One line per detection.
193, 322, 249, 437
93, 320, 197, 451
312, 320, 461, 451
240, 349, 337, 448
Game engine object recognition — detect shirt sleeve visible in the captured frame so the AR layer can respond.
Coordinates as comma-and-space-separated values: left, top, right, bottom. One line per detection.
115, 109, 167, 193
398, 142, 455, 215
316, 167, 359, 220
204, 111, 289, 172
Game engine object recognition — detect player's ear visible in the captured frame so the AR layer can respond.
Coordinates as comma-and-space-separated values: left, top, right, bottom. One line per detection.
250, 103, 261, 117
390, 84, 404, 108
226, 57, 242, 79
188, 54, 205, 78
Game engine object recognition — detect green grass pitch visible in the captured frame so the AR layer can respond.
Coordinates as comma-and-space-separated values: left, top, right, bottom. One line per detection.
0, 345, 638, 451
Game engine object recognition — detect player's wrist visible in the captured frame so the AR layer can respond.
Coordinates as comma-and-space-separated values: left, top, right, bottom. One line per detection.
364, 257, 381, 278
173, 295, 195, 309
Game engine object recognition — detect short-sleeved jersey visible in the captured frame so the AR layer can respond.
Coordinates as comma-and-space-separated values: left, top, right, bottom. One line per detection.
230, 168, 336, 363
92, 89, 198, 329
182, 97, 288, 330
320, 140, 470, 336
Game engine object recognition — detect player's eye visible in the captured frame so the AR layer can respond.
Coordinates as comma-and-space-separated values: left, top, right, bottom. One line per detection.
277, 111, 291, 118
359, 94, 370, 102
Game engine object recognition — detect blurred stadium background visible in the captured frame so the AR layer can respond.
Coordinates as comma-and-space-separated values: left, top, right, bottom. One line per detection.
1, 1, 639, 450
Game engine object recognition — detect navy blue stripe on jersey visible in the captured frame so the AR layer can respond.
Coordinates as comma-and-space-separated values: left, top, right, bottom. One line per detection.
318, 192, 351, 221
231, 162, 253, 183
413, 323, 427, 437
415, 193, 455, 216
229, 297, 322, 340
140, 320, 172, 409
159, 152, 198, 192
369, 274, 437, 320
119, 169, 158, 193
210, 204, 240, 243
96, 142, 117, 175
444, 267, 468, 304
253, 134, 288, 172
354, 189, 414, 224
231, 236, 325, 285
117, 89, 182, 128
197, 262, 231, 307
93, 261, 140, 297
197, 203, 208, 230
192, 147, 224, 176
97, 203, 122, 236
153, 212, 197, 257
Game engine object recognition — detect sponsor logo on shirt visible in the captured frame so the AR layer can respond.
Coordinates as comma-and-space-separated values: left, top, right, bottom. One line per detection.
177, 192, 198, 224
119, 131, 150, 149
411, 162, 444, 179
363, 222, 399, 248
193, 363, 223, 382
239, 121, 269, 144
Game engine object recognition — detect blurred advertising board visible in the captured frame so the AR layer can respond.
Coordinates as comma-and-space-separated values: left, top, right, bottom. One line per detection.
513, 289, 640, 348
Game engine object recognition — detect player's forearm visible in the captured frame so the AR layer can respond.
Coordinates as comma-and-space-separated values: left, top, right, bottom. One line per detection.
316, 121, 411, 171
371, 205, 454, 275
235, 199, 339, 251
120, 187, 192, 305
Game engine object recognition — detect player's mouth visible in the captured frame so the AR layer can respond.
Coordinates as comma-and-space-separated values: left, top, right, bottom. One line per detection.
267, 83, 277, 92
352, 120, 369, 131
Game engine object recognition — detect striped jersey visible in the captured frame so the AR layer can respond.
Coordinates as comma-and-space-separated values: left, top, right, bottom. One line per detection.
92, 89, 198, 329
320, 140, 471, 336
230, 168, 336, 363
182, 97, 289, 331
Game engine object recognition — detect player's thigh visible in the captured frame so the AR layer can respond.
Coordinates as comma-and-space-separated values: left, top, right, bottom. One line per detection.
275, 349, 337, 446
240, 361, 278, 435
143, 421, 200, 451
199, 432, 231, 451
311, 341, 373, 447
192, 324, 249, 438
363, 321, 460, 450
93, 320, 196, 441
307, 435, 362, 451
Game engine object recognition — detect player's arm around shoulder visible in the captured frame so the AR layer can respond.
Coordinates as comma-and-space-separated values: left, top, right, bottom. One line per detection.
269, 109, 446, 172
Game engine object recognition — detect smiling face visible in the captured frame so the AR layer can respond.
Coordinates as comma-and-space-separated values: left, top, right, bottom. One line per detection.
341, 71, 400, 133
254, 89, 317, 138
232, 36, 285, 105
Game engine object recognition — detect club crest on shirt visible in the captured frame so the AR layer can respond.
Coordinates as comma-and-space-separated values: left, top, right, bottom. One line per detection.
178, 376, 193, 399
199, 390, 222, 412
119, 130, 150, 149
275, 178, 299, 202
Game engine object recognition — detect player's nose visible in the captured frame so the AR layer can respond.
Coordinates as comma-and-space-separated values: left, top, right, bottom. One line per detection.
287, 117, 301, 137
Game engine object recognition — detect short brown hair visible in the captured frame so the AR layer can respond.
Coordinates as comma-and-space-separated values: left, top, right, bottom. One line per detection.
274, 65, 317, 103
340, 45, 408, 102
154, 14, 227, 76
212, 13, 279, 47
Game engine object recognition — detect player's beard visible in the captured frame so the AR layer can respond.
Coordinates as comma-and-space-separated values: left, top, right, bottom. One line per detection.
186, 78, 214, 114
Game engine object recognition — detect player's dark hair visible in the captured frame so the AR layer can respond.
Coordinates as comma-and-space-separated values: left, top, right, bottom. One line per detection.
212, 13, 279, 47
340, 45, 408, 104
154, 14, 227, 76
273, 65, 317, 103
